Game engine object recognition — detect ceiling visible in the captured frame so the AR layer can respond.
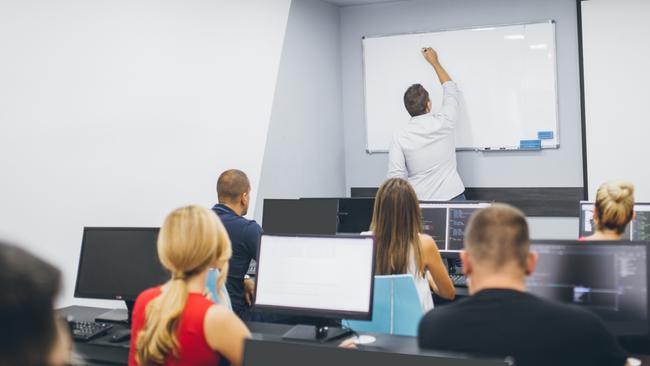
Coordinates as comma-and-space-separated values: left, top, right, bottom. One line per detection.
322, 0, 405, 7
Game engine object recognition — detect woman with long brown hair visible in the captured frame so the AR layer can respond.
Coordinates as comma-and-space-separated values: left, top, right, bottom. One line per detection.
370, 178, 455, 310
129, 205, 250, 366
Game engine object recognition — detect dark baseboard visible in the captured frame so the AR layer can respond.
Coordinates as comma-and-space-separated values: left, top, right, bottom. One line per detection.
351, 187, 584, 217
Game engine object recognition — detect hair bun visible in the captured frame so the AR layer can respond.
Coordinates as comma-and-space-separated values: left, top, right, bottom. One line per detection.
608, 182, 634, 203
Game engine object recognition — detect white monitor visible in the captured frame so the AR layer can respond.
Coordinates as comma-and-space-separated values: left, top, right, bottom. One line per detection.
419, 201, 491, 252
579, 201, 650, 240
253, 234, 375, 320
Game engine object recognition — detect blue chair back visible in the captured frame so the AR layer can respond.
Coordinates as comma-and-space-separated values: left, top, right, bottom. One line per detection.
392, 274, 425, 336
206, 268, 232, 311
344, 275, 392, 334
344, 274, 424, 336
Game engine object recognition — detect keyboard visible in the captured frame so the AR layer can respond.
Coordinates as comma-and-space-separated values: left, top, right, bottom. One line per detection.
449, 274, 467, 287
70, 321, 113, 342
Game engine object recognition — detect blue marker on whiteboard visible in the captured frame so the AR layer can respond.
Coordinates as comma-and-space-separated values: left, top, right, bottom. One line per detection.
537, 131, 554, 140
519, 139, 542, 150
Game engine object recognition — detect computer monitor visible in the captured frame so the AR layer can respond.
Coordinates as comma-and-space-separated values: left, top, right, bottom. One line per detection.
262, 199, 339, 235
419, 201, 491, 252
336, 198, 374, 234
528, 240, 649, 336
579, 201, 650, 240
74, 227, 169, 323
253, 234, 375, 342
243, 338, 512, 366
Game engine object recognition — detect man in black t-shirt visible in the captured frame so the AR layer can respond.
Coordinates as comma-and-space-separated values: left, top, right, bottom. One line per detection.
418, 204, 629, 366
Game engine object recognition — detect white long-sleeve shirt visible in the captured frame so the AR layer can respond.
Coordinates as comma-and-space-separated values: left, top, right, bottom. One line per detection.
387, 81, 465, 201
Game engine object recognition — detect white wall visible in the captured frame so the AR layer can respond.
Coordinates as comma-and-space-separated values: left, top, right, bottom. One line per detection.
255, 0, 346, 223
0, 0, 291, 307
582, 0, 650, 201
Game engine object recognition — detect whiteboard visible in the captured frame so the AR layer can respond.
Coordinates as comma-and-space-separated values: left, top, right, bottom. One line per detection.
362, 21, 559, 152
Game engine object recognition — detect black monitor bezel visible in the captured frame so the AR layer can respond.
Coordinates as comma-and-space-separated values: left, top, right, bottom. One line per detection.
74, 226, 165, 301
252, 233, 376, 321
242, 338, 512, 366
530, 239, 650, 336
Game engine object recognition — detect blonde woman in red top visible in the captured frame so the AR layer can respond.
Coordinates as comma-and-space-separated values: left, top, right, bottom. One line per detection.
129, 205, 250, 366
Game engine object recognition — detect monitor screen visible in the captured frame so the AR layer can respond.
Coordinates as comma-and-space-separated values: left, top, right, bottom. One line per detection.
421, 205, 447, 250
632, 206, 650, 241
254, 235, 375, 320
336, 198, 374, 234
74, 227, 169, 301
419, 202, 491, 251
579, 201, 650, 240
263, 199, 338, 235
528, 241, 648, 335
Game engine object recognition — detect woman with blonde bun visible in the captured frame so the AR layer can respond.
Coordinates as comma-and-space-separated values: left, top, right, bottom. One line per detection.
584, 181, 635, 241
129, 205, 250, 366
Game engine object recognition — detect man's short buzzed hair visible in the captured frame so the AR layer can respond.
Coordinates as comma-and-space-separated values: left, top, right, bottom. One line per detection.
403, 84, 430, 117
465, 204, 530, 271
217, 169, 250, 203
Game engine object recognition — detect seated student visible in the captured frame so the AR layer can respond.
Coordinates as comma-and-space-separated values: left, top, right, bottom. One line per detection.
370, 178, 455, 310
212, 169, 262, 319
0, 241, 72, 366
418, 204, 628, 366
129, 205, 250, 366
584, 181, 635, 241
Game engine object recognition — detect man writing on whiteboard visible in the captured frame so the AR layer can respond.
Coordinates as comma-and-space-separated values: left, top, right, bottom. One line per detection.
387, 47, 465, 201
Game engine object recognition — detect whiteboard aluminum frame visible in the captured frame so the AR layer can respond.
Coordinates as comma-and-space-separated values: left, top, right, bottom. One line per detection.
361, 20, 560, 154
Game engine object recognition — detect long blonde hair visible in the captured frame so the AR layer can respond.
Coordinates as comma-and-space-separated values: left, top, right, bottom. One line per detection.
594, 181, 635, 234
135, 205, 232, 365
370, 178, 425, 276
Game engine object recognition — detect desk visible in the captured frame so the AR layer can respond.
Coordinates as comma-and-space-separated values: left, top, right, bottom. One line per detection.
60, 306, 650, 366
60, 306, 423, 365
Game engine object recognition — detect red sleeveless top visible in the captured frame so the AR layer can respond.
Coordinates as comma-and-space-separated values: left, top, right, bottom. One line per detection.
128, 287, 220, 366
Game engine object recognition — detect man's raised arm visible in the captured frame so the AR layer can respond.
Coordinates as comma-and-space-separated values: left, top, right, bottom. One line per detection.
422, 47, 459, 123
422, 47, 451, 84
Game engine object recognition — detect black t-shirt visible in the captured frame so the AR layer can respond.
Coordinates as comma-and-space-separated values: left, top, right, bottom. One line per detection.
418, 289, 628, 366
212, 204, 263, 315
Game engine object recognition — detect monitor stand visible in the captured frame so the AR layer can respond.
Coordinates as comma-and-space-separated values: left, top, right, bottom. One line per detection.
95, 300, 135, 324
282, 324, 353, 343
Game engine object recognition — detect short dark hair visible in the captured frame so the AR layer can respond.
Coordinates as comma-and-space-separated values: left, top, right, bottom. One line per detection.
465, 204, 530, 271
0, 241, 62, 366
217, 169, 251, 203
403, 84, 430, 117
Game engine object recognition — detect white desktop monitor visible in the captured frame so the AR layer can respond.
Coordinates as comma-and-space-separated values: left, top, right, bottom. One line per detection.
253, 234, 376, 320
419, 201, 491, 252
579, 201, 650, 240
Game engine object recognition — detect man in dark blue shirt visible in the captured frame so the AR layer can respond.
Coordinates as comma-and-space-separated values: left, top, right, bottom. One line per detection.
212, 169, 262, 318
